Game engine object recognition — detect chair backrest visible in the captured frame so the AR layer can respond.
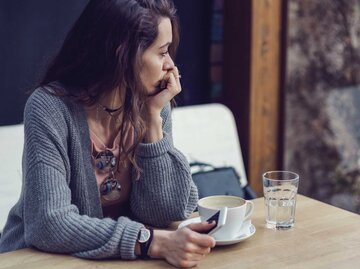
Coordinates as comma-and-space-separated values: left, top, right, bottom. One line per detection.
0, 124, 24, 231
172, 103, 248, 187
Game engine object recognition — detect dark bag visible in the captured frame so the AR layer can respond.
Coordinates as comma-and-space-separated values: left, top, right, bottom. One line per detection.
190, 162, 257, 200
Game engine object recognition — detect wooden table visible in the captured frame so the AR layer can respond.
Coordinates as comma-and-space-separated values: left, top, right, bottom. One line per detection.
1, 195, 360, 268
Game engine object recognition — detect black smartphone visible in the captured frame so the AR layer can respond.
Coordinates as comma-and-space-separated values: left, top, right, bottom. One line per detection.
200, 207, 227, 235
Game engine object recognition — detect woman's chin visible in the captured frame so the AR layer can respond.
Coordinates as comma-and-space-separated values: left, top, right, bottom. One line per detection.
146, 87, 159, 97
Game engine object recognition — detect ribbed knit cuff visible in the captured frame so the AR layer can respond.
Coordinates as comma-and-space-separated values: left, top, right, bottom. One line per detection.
136, 132, 173, 158
120, 220, 144, 260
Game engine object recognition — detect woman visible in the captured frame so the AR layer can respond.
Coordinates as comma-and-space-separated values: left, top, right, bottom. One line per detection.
0, 0, 216, 267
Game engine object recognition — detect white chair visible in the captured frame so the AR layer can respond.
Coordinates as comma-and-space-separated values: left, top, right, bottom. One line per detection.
0, 124, 24, 232
172, 103, 248, 188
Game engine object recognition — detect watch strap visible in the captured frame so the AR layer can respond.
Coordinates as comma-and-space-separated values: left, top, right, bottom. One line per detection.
139, 227, 154, 259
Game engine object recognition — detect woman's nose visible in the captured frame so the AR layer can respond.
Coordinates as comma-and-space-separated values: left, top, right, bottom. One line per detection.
163, 55, 175, 70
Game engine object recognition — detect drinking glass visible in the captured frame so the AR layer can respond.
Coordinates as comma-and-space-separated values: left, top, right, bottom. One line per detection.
263, 171, 299, 229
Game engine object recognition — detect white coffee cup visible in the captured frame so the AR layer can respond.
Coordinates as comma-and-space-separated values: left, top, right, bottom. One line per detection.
197, 195, 254, 240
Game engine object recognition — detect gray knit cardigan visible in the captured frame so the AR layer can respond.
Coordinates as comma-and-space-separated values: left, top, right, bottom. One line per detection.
0, 87, 198, 259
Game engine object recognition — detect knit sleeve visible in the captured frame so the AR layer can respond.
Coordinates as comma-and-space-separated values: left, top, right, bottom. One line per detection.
22, 90, 143, 260
130, 103, 198, 227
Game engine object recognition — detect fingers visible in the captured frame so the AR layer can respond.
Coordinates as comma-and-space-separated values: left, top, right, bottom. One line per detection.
183, 243, 212, 256
172, 66, 182, 91
162, 66, 181, 95
163, 228, 214, 268
187, 221, 216, 233
167, 73, 181, 95
179, 231, 212, 255
181, 225, 216, 249
185, 222, 216, 247
170, 242, 210, 268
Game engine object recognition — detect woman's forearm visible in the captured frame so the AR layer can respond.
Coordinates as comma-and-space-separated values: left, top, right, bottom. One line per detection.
144, 113, 163, 143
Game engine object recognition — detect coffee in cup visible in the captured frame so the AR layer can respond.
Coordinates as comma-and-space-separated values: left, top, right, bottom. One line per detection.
197, 195, 254, 240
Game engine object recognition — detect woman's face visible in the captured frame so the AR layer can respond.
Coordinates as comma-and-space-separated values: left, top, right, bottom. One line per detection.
140, 17, 175, 94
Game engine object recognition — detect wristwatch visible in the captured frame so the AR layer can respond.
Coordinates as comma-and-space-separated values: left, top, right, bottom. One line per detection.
137, 227, 153, 259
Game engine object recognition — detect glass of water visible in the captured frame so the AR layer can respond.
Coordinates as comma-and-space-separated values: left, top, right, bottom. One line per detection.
263, 171, 299, 230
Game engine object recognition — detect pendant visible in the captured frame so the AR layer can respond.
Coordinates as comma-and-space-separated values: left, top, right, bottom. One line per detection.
100, 177, 122, 201
95, 150, 117, 172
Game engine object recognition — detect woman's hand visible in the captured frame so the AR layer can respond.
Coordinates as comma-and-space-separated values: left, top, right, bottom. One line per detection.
143, 66, 181, 143
148, 222, 216, 268
146, 66, 182, 116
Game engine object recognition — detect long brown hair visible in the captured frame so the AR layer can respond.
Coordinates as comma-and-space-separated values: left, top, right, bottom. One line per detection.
39, 0, 179, 178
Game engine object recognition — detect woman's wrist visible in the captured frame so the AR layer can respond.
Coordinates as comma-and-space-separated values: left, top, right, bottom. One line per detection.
144, 113, 163, 143
147, 229, 170, 258
135, 241, 141, 256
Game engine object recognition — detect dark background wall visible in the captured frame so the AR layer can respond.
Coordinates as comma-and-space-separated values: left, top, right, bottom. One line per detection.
0, 0, 212, 126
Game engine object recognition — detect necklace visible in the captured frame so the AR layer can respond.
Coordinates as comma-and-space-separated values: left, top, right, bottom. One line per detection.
98, 102, 123, 116
90, 129, 122, 201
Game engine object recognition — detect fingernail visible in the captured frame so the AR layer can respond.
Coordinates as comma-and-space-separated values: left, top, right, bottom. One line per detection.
207, 220, 215, 224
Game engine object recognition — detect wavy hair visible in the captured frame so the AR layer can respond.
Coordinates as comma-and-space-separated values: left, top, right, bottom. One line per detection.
39, 0, 179, 178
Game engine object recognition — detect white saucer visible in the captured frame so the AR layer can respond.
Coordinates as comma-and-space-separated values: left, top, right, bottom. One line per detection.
177, 217, 256, 246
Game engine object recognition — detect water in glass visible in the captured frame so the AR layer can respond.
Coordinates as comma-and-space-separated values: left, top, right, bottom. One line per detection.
264, 184, 298, 229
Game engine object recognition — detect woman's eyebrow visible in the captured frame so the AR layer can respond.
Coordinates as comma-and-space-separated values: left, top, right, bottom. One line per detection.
158, 42, 171, 49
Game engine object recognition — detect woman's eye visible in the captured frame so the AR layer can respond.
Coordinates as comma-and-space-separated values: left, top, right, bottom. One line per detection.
161, 51, 169, 57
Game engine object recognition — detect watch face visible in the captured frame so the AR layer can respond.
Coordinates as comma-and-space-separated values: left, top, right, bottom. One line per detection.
138, 228, 151, 243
